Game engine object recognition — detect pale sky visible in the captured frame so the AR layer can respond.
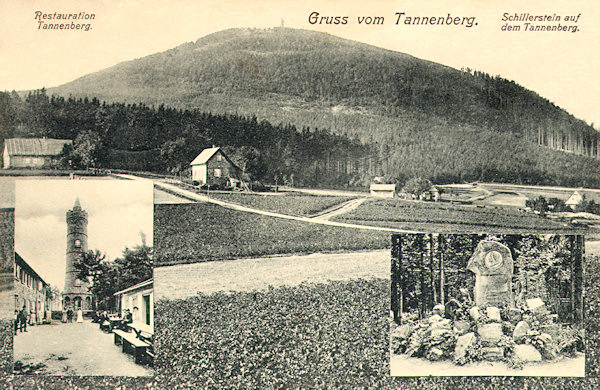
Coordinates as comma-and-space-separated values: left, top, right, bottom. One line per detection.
14, 180, 153, 290
0, 0, 598, 127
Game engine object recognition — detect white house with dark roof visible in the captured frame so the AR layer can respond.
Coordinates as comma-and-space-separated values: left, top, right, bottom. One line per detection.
3, 138, 72, 169
190, 146, 242, 186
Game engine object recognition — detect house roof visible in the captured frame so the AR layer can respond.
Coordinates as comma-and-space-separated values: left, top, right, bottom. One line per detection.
4, 138, 72, 157
190, 147, 221, 165
113, 279, 153, 296
566, 191, 584, 205
15, 252, 48, 287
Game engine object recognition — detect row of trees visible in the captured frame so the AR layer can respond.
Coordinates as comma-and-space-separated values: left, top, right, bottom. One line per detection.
526, 195, 600, 216
0, 89, 374, 187
73, 239, 152, 311
2, 86, 599, 188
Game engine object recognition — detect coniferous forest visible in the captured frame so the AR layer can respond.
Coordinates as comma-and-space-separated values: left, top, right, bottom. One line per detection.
1, 87, 600, 188
0, 89, 370, 188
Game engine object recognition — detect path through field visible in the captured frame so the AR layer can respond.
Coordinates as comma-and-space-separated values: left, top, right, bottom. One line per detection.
115, 173, 417, 233
311, 197, 369, 220
154, 249, 389, 300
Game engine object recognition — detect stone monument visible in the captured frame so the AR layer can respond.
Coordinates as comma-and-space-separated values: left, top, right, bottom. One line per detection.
467, 240, 513, 307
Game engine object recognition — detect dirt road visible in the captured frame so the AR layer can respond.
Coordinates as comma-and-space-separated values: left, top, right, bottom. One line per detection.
155, 249, 389, 300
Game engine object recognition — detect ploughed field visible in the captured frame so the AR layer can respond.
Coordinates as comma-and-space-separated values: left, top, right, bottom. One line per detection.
154, 203, 389, 265
207, 192, 357, 216
331, 199, 578, 233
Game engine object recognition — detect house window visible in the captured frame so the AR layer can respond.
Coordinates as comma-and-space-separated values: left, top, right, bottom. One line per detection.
214, 168, 221, 177
216, 154, 222, 162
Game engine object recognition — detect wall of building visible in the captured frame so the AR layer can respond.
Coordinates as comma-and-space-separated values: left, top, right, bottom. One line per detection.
205, 152, 238, 186
4, 155, 51, 169
117, 285, 154, 331
192, 164, 207, 183
14, 261, 49, 324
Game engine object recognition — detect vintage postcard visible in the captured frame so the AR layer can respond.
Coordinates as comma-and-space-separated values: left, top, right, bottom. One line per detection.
0, 0, 598, 387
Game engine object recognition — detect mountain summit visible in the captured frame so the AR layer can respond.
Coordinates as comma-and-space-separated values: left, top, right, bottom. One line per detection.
48, 27, 599, 185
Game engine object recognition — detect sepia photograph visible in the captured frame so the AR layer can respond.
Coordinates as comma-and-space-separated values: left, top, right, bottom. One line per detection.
12, 180, 153, 376
0, 0, 599, 388
390, 234, 584, 376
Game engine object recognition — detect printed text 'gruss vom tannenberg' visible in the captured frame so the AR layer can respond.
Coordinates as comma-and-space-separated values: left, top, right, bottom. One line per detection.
34, 11, 95, 31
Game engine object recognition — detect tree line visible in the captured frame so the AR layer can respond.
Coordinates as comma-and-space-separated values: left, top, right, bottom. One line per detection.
1, 88, 599, 188
0, 89, 372, 187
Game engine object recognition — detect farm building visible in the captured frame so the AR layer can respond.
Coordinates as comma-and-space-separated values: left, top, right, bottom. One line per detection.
369, 183, 396, 198
14, 252, 51, 325
420, 185, 440, 202
3, 138, 72, 169
190, 146, 242, 187
566, 191, 584, 210
114, 279, 153, 333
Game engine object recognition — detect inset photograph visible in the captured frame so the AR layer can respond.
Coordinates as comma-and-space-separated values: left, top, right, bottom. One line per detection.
13, 180, 153, 376
390, 233, 584, 376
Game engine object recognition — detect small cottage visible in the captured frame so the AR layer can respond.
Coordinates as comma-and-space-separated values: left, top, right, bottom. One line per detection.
370, 183, 396, 198
190, 146, 242, 187
566, 191, 584, 210
113, 279, 153, 333
3, 138, 72, 169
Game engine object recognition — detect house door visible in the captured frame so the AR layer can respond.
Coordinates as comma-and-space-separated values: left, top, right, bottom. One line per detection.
143, 294, 150, 325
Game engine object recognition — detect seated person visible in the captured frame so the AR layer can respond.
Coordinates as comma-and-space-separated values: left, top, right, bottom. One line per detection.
119, 309, 133, 331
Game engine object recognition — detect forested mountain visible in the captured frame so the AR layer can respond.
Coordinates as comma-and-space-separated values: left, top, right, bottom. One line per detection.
3, 28, 599, 187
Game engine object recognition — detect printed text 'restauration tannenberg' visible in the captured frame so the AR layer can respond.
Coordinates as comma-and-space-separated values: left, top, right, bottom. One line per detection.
35, 11, 95, 31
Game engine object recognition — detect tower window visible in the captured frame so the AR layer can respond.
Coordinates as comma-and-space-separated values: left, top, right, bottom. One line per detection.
74, 239, 81, 248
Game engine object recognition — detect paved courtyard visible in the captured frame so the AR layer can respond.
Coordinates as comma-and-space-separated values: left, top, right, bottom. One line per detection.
13, 319, 152, 376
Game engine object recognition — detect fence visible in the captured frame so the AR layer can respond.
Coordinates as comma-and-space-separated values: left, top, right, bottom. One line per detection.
391, 234, 584, 325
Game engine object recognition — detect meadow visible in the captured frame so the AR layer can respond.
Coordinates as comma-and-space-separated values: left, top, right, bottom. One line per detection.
332, 199, 579, 233
154, 203, 389, 265
207, 192, 356, 216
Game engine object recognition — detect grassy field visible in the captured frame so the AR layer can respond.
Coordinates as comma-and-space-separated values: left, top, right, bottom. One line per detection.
207, 192, 356, 216
154, 279, 389, 389
150, 267, 600, 389
332, 199, 583, 233
154, 203, 390, 265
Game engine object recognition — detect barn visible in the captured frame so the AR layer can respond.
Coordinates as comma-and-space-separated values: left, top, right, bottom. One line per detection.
3, 138, 72, 169
190, 146, 242, 187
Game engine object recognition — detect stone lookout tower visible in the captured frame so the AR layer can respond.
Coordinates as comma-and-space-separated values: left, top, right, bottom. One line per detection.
62, 198, 93, 312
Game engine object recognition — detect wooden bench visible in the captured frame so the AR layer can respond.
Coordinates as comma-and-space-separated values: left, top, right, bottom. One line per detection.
113, 329, 151, 365
129, 324, 154, 365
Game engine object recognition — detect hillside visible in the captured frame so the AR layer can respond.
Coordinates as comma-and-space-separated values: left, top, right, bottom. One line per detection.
34, 27, 600, 186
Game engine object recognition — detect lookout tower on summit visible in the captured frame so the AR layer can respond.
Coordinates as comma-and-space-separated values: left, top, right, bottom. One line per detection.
62, 198, 93, 313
